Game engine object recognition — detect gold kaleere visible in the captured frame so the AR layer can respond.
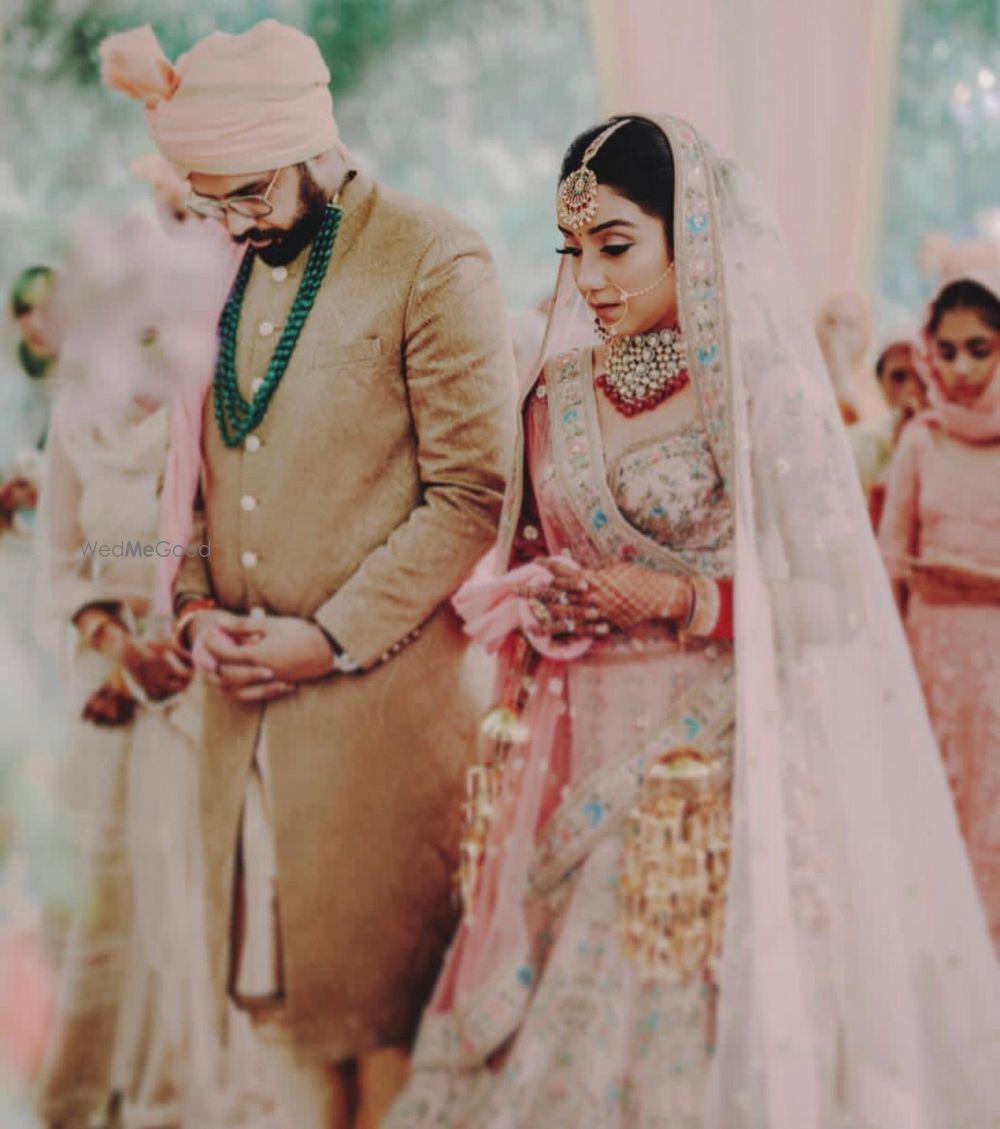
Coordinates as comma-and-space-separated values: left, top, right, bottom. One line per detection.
619, 748, 732, 985
458, 636, 537, 922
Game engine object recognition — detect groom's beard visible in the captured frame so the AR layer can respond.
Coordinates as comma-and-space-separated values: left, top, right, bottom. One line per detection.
235, 171, 330, 266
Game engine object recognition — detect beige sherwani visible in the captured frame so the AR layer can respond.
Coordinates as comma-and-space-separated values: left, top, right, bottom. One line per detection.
175, 171, 514, 1059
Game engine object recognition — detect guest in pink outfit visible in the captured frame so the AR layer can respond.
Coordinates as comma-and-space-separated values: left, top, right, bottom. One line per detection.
879, 274, 1000, 951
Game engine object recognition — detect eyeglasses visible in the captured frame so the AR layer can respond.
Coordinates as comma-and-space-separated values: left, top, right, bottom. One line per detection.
186, 167, 281, 220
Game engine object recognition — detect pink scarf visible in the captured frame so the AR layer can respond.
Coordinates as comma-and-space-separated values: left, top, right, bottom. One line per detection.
155, 379, 211, 616
155, 242, 241, 617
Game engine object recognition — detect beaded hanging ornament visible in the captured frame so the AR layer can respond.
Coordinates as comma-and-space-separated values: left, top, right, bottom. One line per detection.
214, 202, 342, 448
619, 748, 732, 986
557, 118, 631, 231
458, 634, 538, 921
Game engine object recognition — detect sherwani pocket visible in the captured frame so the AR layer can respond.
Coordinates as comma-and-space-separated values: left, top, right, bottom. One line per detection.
309, 334, 391, 367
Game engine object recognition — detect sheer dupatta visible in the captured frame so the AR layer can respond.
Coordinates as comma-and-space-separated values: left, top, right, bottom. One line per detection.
645, 115, 997, 1129
443, 114, 1000, 1128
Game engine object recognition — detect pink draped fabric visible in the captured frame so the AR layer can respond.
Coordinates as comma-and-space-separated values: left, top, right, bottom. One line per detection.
451, 562, 593, 661
588, 0, 901, 306
587, 0, 733, 154
155, 384, 210, 618
155, 240, 242, 619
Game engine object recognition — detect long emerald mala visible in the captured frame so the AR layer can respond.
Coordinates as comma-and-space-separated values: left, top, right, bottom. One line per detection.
214, 202, 342, 448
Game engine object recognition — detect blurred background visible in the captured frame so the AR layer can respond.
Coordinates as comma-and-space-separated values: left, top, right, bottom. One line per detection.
0, 0, 998, 1124
1, 0, 998, 319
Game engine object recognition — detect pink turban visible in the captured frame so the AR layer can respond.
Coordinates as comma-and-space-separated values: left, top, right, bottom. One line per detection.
100, 20, 339, 175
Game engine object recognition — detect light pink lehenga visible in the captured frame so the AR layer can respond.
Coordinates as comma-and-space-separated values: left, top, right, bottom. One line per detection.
392, 346, 735, 1129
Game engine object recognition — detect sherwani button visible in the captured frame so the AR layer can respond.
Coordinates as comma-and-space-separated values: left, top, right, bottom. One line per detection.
258, 320, 275, 337
245, 435, 261, 452
241, 495, 257, 512
522, 524, 539, 541
271, 266, 288, 282
241, 550, 258, 568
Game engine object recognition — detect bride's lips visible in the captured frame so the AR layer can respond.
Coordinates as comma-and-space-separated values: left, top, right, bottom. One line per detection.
590, 302, 622, 319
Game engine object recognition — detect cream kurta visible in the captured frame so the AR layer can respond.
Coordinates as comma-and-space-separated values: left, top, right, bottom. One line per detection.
35, 405, 179, 1129
175, 171, 514, 1057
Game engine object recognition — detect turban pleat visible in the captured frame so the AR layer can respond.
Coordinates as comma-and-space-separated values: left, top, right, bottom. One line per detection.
100, 20, 339, 175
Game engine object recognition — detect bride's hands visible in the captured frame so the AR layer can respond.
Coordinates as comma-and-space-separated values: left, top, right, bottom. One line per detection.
521, 557, 692, 637
521, 562, 612, 638
121, 637, 193, 701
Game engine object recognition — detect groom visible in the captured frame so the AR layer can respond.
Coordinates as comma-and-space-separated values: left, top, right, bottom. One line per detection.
102, 20, 513, 1129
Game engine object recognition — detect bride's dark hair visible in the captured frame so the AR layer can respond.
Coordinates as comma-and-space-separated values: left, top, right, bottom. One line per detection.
560, 116, 675, 250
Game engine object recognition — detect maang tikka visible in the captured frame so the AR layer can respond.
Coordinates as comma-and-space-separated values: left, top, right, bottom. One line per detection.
557, 118, 631, 231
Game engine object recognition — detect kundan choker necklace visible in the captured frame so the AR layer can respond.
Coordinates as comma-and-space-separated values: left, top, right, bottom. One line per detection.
214, 202, 342, 448
596, 327, 689, 416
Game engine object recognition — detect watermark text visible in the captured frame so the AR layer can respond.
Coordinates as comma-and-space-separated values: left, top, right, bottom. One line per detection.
81, 540, 210, 560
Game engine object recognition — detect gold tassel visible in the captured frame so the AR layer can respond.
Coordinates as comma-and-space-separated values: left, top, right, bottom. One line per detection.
478, 704, 530, 745
458, 636, 536, 921
618, 748, 732, 985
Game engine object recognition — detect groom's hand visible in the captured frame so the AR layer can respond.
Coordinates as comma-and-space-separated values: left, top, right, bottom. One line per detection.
203, 614, 335, 702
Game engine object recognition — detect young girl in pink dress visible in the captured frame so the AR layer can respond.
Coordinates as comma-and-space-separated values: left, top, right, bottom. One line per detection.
387, 116, 1000, 1129
879, 274, 1000, 951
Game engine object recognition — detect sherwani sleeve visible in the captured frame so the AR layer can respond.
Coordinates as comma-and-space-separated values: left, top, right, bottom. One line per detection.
313, 226, 515, 669
877, 422, 923, 580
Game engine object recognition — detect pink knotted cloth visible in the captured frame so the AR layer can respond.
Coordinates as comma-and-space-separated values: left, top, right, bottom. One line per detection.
453, 561, 594, 661
100, 20, 339, 175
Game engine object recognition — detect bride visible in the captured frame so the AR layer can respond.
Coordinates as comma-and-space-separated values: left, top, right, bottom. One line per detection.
385, 114, 1000, 1129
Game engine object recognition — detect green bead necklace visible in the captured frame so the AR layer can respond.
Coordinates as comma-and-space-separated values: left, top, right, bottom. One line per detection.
213, 202, 342, 448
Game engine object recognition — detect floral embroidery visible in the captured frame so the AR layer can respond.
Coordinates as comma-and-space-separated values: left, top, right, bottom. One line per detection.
697, 344, 718, 365
584, 797, 606, 827
608, 431, 733, 559
546, 352, 732, 580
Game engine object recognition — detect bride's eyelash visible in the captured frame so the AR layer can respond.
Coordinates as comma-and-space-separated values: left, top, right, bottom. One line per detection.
554, 244, 633, 257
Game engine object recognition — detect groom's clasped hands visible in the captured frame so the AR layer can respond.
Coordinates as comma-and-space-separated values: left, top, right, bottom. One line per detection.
186, 609, 336, 701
